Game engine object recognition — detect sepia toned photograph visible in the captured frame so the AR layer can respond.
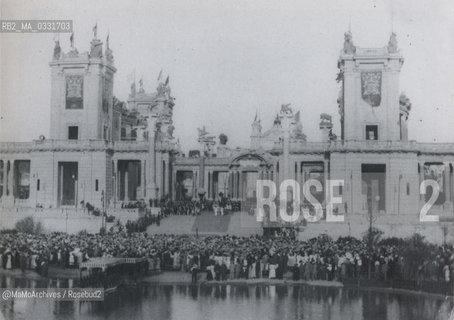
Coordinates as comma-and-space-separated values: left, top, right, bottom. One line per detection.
0, 0, 453, 319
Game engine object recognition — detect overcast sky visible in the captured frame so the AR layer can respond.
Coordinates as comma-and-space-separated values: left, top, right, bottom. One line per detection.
1, 0, 453, 151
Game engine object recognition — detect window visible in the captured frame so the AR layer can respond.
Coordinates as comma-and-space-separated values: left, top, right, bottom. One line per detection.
68, 126, 79, 140
406, 183, 410, 195
37, 179, 40, 191
14, 160, 31, 199
366, 125, 378, 140
95, 179, 99, 191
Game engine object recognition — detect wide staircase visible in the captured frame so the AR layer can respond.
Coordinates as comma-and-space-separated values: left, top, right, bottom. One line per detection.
146, 211, 262, 236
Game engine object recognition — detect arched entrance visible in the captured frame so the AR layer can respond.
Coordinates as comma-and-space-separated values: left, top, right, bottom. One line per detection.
229, 153, 272, 201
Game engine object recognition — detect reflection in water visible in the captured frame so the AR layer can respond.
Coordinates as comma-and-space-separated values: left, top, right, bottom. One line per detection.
0, 274, 452, 320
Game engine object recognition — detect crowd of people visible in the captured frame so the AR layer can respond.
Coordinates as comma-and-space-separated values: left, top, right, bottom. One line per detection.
160, 200, 205, 216
125, 213, 162, 233
0, 230, 453, 294
159, 199, 241, 217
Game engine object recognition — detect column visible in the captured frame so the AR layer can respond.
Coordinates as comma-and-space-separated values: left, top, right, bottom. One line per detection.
190, 170, 194, 198
210, 171, 215, 199
238, 172, 242, 200
296, 162, 301, 187
141, 160, 145, 199
232, 171, 236, 199
211, 171, 215, 199
233, 171, 237, 198
240, 172, 244, 200
274, 161, 279, 186
155, 154, 162, 199
229, 172, 233, 198
172, 169, 177, 200
237, 171, 241, 199
207, 171, 211, 199
10, 160, 15, 198
450, 163, 453, 203
323, 160, 328, 184
419, 162, 425, 201
113, 160, 118, 204
3, 161, 7, 197
296, 162, 301, 200
294, 161, 297, 181
199, 157, 205, 190
146, 123, 157, 200
124, 169, 129, 202
59, 162, 63, 205
164, 157, 170, 196
444, 163, 451, 203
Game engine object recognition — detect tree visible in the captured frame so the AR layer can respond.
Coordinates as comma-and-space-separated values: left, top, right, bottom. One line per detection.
401, 233, 433, 280
219, 133, 228, 145
15, 216, 43, 234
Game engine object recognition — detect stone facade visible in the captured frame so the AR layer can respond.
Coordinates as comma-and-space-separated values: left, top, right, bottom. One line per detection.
0, 31, 453, 236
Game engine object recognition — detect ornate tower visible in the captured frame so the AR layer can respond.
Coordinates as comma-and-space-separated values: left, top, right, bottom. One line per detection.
49, 32, 116, 141
126, 74, 178, 200
337, 32, 404, 141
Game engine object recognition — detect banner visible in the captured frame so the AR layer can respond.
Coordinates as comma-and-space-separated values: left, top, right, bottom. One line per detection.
361, 71, 381, 107
66, 75, 83, 109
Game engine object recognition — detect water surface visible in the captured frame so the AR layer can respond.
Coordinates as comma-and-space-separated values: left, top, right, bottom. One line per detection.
0, 275, 452, 320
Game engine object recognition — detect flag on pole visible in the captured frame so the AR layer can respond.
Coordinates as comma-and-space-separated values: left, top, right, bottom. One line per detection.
93, 23, 97, 38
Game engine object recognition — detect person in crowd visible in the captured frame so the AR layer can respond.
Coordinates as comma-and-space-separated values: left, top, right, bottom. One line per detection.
191, 263, 198, 283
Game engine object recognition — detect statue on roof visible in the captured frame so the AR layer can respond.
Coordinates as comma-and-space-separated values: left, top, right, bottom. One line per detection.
292, 122, 305, 140
320, 113, 332, 122
280, 103, 292, 114
70, 32, 74, 49
138, 77, 145, 94
197, 126, 208, 138
294, 110, 300, 122
399, 93, 412, 119
105, 33, 113, 61
343, 31, 356, 54
219, 133, 228, 145
157, 75, 171, 98
387, 32, 398, 53
90, 39, 103, 58
130, 82, 136, 97
53, 40, 61, 60
166, 124, 175, 138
